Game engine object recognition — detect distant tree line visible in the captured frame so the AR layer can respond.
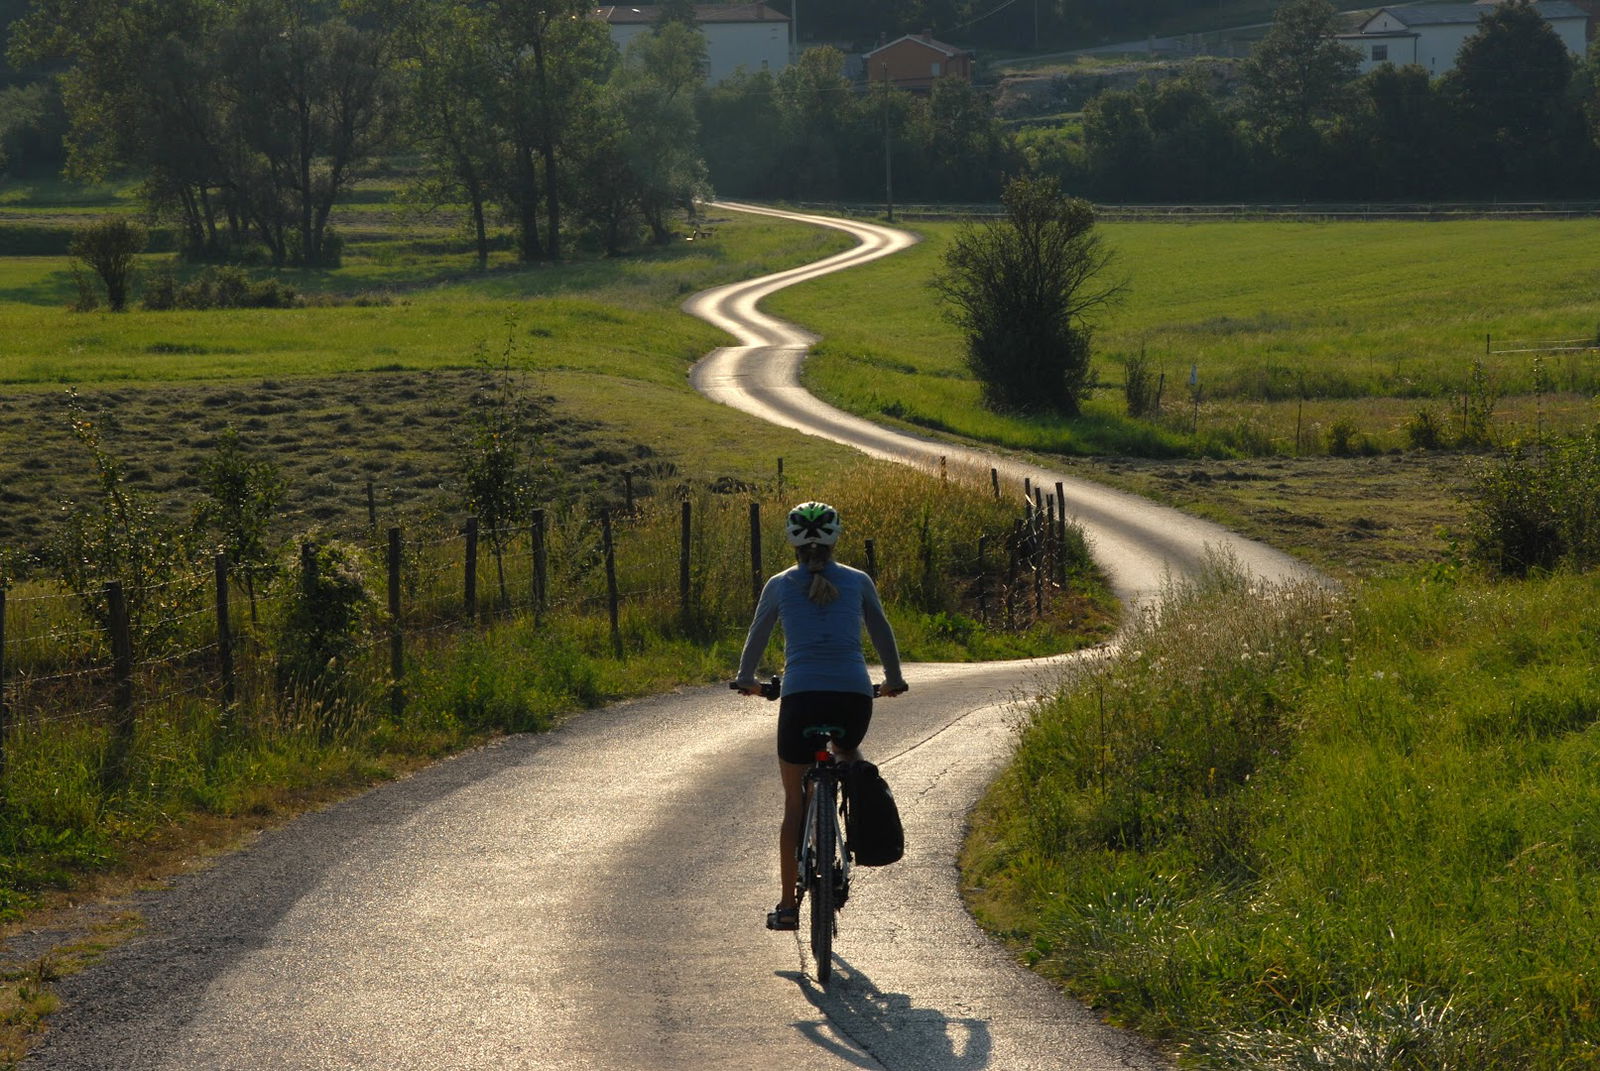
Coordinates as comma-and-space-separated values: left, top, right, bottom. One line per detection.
5, 0, 711, 264
1037, 0, 1600, 203
7, 0, 1600, 252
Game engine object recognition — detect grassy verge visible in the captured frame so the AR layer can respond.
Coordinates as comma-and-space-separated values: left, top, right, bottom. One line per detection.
963, 562, 1600, 1068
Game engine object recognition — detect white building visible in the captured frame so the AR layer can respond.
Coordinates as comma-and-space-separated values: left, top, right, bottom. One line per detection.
597, 4, 791, 84
1337, 1, 1591, 75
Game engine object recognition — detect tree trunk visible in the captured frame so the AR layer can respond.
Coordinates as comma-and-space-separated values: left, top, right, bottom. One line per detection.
516, 144, 542, 261
531, 38, 560, 261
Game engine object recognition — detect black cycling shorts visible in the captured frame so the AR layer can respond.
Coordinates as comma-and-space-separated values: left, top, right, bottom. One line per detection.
777, 690, 872, 764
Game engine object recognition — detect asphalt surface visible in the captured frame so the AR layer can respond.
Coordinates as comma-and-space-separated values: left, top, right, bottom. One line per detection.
22, 204, 1313, 1069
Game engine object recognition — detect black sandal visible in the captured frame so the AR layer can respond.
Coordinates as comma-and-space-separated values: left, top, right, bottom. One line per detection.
766, 904, 799, 931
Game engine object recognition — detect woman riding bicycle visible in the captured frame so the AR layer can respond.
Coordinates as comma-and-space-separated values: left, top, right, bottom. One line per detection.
734, 501, 908, 931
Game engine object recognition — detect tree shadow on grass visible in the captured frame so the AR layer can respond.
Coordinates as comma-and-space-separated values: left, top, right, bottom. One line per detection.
780, 954, 993, 1070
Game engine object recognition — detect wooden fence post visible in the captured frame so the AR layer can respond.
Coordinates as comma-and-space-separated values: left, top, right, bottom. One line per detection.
777, 457, 785, 495
1005, 525, 1019, 631
388, 527, 404, 719
531, 509, 548, 621
623, 473, 635, 514
976, 535, 989, 624
215, 554, 235, 718
104, 581, 134, 790
1055, 481, 1068, 586
679, 500, 692, 627
749, 502, 763, 609
366, 479, 377, 535
463, 518, 479, 624
864, 538, 877, 581
0, 580, 8, 781
991, 467, 999, 498
602, 509, 623, 658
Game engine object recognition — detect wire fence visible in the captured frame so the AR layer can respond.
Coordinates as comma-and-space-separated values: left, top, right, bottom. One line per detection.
0, 471, 1081, 789
795, 200, 1600, 223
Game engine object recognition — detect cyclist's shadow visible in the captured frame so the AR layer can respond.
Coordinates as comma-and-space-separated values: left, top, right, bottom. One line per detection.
780, 955, 992, 1070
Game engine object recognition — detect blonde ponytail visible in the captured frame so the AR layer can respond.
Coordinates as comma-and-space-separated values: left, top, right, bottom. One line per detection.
798, 544, 839, 605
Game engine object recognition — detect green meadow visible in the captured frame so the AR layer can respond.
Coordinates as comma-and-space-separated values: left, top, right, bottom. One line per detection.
774, 218, 1600, 456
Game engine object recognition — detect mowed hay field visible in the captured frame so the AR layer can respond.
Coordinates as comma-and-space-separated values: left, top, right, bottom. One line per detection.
0, 193, 862, 563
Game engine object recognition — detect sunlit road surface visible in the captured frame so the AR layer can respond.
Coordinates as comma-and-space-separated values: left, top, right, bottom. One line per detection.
688, 202, 1315, 610
25, 204, 1312, 1070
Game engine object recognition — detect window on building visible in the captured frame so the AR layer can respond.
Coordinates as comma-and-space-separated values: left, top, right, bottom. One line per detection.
931, 61, 941, 76
1372, 44, 1387, 61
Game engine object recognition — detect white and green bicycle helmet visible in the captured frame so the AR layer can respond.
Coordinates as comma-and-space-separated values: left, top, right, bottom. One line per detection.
785, 501, 841, 547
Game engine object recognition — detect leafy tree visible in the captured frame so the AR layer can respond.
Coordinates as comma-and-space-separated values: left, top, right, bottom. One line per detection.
0, 80, 66, 175
1445, 0, 1585, 197
50, 394, 195, 655
485, 0, 615, 262
933, 175, 1124, 415
1327, 64, 1437, 199
273, 534, 374, 714
194, 428, 287, 622
773, 47, 859, 199
696, 68, 784, 196
219, 1, 396, 266
613, 22, 709, 244
69, 216, 146, 312
919, 78, 1015, 201
453, 347, 551, 605
1081, 89, 1153, 199
1240, 0, 1358, 195
395, 0, 503, 268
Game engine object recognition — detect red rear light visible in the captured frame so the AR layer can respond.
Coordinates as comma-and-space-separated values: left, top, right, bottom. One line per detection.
815, 750, 830, 763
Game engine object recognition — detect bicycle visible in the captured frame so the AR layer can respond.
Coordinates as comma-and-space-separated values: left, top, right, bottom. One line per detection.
731, 674, 872, 986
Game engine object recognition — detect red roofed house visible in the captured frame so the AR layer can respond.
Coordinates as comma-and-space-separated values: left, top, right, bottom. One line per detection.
864, 32, 972, 91
597, 4, 791, 83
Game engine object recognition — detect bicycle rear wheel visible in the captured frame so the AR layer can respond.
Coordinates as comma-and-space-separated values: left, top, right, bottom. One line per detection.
809, 778, 837, 985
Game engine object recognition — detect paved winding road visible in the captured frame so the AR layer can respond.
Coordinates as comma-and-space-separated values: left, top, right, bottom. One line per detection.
23, 205, 1312, 1070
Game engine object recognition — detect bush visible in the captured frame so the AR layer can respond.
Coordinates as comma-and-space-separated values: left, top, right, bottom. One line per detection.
1123, 349, 1160, 418
1325, 418, 1362, 456
141, 265, 300, 311
934, 175, 1124, 416
1464, 430, 1600, 574
69, 217, 146, 312
1404, 406, 1446, 450
273, 536, 376, 706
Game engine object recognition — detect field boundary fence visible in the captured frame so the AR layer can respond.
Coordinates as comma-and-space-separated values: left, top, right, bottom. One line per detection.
1487, 332, 1600, 356
0, 465, 1081, 788
795, 200, 1600, 223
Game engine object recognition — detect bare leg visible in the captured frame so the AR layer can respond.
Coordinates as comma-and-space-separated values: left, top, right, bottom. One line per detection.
778, 760, 808, 910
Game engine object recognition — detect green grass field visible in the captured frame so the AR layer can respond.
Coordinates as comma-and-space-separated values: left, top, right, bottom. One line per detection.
772, 218, 1600, 457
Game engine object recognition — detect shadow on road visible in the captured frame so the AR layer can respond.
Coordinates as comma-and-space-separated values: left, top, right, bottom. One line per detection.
781, 955, 992, 1070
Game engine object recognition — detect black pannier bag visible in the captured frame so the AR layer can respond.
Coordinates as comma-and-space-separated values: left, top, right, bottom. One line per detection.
842, 760, 904, 867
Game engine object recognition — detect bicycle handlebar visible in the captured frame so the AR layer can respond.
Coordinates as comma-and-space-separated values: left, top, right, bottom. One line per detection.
730, 675, 906, 700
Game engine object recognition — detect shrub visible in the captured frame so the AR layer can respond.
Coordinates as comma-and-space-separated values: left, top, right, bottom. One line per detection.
1123, 349, 1160, 418
273, 536, 376, 705
138, 265, 303, 311
933, 175, 1124, 415
1404, 406, 1446, 450
69, 217, 146, 312
1464, 430, 1600, 574
1325, 418, 1361, 456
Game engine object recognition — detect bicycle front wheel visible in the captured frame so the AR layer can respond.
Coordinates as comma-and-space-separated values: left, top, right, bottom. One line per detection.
809, 778, 837, 985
